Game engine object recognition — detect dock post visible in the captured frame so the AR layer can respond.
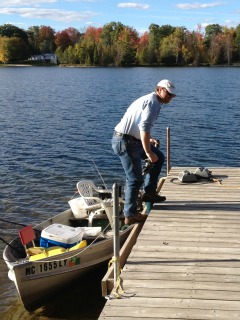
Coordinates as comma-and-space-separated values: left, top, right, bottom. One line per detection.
113, 183, 120, 283
167, 127, 171, 174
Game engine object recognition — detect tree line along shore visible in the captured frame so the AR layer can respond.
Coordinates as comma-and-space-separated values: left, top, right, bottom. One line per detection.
1, 22, 240, 66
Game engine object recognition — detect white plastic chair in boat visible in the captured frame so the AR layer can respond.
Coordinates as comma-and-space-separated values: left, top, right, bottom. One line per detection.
76, 180, 114, 228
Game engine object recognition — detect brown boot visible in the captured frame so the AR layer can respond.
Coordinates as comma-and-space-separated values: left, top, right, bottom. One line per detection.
124, 213, 147, 225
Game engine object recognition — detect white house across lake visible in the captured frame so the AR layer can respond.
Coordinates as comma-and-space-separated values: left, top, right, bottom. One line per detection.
29, 54, 58, 64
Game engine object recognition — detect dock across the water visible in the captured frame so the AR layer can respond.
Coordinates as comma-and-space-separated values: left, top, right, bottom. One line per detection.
99, 167, 240, 320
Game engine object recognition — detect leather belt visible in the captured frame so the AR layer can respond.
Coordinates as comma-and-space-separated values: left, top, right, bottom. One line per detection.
114, 131, 140, 141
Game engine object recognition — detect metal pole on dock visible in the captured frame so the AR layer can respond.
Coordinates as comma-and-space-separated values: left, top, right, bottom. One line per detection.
167, 127, 171, 174
113, 183, 120, 283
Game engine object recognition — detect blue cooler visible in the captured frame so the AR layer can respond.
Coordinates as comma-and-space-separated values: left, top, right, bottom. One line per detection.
40, 224, 84, 248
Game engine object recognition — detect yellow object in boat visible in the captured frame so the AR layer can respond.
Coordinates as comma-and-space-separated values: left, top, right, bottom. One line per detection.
29, 246, 66, 261
46, 246, 66, 256
27, 247, 45, 256
29, 251, 48, 261
69, 240, 87, 251
28, 241, 87, 261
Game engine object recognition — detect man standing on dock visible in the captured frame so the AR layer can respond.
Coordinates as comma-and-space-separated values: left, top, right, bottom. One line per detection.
112, 79, 176, 225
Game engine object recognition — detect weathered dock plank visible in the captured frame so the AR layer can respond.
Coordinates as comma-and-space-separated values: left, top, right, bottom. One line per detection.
99, 167, 240, 319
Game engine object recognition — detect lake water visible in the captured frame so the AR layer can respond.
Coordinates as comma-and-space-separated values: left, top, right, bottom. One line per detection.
0, 66, 239, 319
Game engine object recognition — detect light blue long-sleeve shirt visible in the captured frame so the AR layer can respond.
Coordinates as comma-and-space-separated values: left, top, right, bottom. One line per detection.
115, 92, 162, 140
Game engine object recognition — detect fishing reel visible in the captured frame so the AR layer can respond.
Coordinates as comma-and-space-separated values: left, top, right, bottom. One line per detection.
142, 159, 153, 176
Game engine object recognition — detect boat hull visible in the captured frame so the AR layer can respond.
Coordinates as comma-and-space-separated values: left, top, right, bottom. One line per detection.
3, 209, 132, 310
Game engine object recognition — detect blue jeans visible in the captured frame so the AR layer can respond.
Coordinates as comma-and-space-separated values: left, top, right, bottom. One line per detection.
112, 135, 165, 217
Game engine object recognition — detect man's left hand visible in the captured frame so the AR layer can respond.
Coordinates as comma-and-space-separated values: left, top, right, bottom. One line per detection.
150, 138, 160, 148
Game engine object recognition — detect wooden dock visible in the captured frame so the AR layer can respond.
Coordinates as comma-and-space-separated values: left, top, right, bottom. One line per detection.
99, 167, 240, 319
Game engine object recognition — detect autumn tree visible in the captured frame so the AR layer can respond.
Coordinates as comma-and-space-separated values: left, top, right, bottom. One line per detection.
76, 26, 102, 65
234, 24, 240, 61
65, 46, 79, 64
0, 37, 9, 62
182, 25, 206, 65
148, 24, 161, 63
0, 36, 29, 63
0, 24, 30, 62
55, 27, 81, 51
55, 30, 72, 51
160, 28, 185, 65
136, 32, 150, 65
160, 35, 177, 65
147, 24, 176, 64
65, 27, 81, 45
206, 26, 235, 65
56, 45, 78, 64
38, 26, 56, 53
100, 22, 124, 65
194, 25, 206, 64
208, 33, 224, 64
0, 24, 29, 43
222, 27, 235, 65
204, 24, 223, 46
112, 26, 139, 66
27, 26, 40, 54
100, 22, 124, 46
172, 27, 186, 64
159, 25, 176, 39
204, 24, 223, 64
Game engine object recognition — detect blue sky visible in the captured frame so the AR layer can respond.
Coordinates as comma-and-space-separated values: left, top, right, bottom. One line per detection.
0, 1, 239, 34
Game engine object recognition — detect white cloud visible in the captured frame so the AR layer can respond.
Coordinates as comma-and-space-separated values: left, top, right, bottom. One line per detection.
200, 22, 210, 28
118, 3, 150, 10
199, 19, 238, 29
0, 0, 57, 5
65, 0, 98, 2
0, 8, 97, 23
177, 2, 224, 10
0, 0, 97, 5
224, 19, 239, 27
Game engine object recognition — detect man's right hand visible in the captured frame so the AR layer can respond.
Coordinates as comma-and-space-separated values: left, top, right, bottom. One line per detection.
146, 151, 158, 163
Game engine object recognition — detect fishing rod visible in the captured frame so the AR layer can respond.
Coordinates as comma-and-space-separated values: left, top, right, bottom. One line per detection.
91, 159, 107, 189
0, 218, 27, 227
0, 236, 24, 261
0, 236, 19, 252
0, 218, 41, 234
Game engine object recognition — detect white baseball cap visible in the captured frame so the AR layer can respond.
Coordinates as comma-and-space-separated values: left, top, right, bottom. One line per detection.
157, 79, 176, 95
